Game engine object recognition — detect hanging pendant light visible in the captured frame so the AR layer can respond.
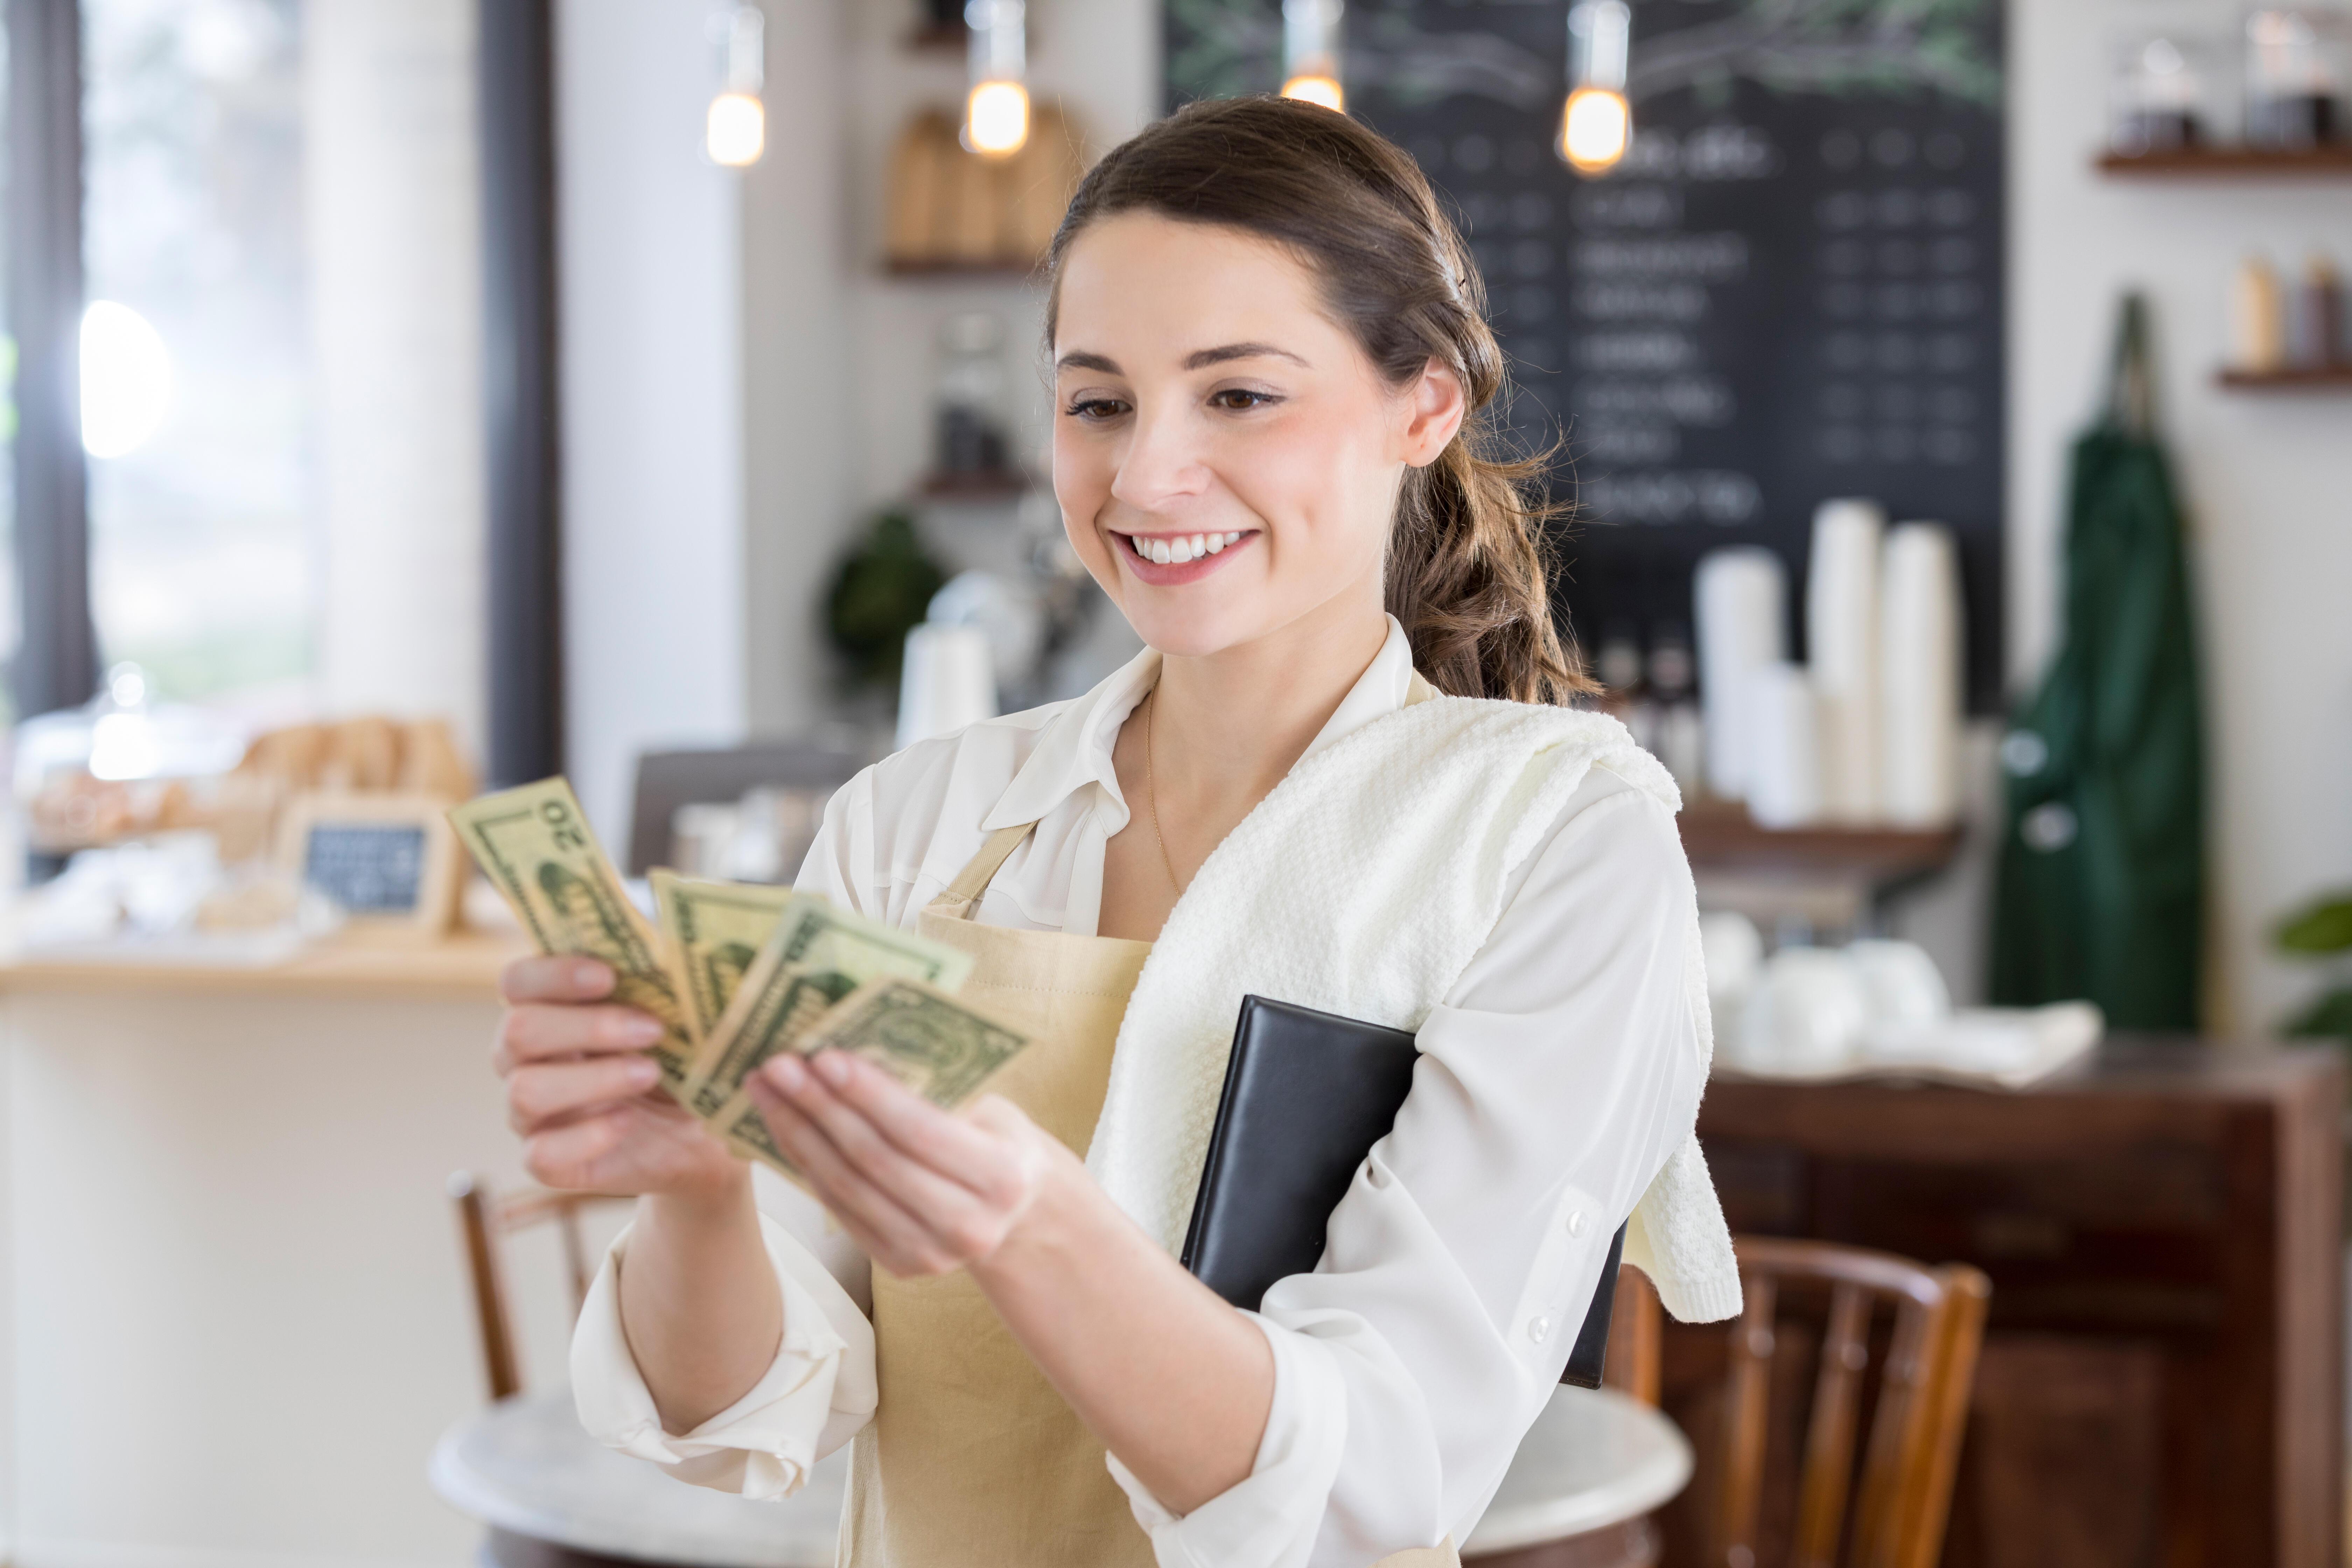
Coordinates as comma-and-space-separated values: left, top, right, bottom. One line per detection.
705, 4, 766, 167
965, 0, 1030, 158
1560, 0, 1631, 175
1280, 0, 1346, 112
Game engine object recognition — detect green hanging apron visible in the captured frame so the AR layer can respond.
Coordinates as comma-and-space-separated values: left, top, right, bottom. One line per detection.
1990, 294, 2205, 1031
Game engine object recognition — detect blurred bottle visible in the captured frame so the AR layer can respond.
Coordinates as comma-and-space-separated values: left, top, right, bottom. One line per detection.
2232, 254, 2286, 372
2286, 252, 2344, 369
1647, 622, 1706, 796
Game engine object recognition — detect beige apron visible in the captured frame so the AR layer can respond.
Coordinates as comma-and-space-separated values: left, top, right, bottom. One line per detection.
836, 819, 1460, 1568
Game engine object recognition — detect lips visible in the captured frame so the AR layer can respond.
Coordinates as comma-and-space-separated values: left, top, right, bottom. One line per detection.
1111, 528, 1256, 586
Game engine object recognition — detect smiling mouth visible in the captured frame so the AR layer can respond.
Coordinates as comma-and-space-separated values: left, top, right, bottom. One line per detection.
1116, 530, 1248, 566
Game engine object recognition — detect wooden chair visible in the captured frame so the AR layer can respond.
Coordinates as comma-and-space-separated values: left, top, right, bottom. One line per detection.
447, 1171, 632, 1401
1603, 1238, 1989, 1568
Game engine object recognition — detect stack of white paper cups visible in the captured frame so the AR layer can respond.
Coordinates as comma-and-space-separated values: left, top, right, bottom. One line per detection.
1695, 547, 1788, 803
897, 623, 998, 750
1806, 498, 1886, 824
1879, 522, 1963, 827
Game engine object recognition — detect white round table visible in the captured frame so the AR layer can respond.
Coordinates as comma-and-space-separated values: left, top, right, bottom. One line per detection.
430, 1392, 844, 1567
432, 1383, 1688, 1567
1461, 1386, 1693, 1560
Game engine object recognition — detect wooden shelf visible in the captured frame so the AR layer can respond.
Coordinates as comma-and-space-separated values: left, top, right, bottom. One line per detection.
882, 257, 1041, 281
2097, 146, 2352, 177
904, 20, 966, 54
1677, 799, 1963, 888
2216, 366, 2352, 390
919, 469, 1030, 502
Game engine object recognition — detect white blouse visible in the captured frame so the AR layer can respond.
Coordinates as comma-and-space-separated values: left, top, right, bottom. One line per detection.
573, 617, 1708, 1568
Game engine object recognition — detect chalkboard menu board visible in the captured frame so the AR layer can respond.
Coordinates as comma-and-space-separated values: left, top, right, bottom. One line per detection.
1166, 0, 2005, 707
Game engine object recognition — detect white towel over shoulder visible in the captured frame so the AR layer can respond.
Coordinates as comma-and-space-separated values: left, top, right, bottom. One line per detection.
1084, 693, 1744, 1324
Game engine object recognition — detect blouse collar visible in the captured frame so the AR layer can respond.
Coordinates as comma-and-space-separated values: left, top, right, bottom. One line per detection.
980, 614, 1423, 834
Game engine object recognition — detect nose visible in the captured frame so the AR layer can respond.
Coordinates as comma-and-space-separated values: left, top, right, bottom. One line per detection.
1108, 403, 1210, 515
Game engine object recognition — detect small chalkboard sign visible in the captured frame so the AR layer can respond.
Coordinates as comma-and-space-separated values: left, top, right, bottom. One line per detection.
278, 792, 463, 934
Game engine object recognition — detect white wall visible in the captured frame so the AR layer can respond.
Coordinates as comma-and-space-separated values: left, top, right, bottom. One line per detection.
557, 0, 751, 844
307, 0, 488, 764
2008, 0, 2352, 1036
741, 0, 852, 736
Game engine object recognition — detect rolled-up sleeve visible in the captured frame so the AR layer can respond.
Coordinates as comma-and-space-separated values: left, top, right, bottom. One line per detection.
570, 1194, 878, 1500
1108, 765, 1709, 1566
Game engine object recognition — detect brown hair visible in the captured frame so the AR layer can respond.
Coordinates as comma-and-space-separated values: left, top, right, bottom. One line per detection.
1043, 94, 1591, 705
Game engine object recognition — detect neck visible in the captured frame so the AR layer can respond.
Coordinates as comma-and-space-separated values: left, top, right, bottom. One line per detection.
1148, 590, 1391, 812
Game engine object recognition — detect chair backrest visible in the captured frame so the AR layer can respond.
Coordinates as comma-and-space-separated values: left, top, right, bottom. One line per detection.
1603, 1238, 1988, 1568
626, 742, 864, 875
1720, 1238, 1988, 1568
448, 1172, 632, 1402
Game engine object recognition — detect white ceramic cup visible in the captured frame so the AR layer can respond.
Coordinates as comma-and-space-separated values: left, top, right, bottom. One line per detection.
1737, 946, 1868, 1073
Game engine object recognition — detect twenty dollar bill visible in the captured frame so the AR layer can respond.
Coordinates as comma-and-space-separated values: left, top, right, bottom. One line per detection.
447, 777, 696, 1094
680, 898, 975, 1120
710, 976, 1027, 1179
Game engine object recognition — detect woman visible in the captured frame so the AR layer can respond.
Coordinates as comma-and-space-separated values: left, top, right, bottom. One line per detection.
495, 97, 1738, 1567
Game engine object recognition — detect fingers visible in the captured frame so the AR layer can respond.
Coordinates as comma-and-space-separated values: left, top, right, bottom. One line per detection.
756, 1054, 1030, 1272
521, 1110, 632, 1190
799, 1051, 1019, 1199
496, 1001, 665, 1073
507, 1055, 663, 1135
501, 955, 616, 1004
748, 1081, 956, 1270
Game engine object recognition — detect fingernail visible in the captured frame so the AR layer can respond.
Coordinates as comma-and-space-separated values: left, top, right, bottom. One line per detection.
626, 1058, 660, 1088
573, 959, 608, 990
815, 1050, 852, 1086
623, 1014, 664, 1046
769, 1055, 808, 1091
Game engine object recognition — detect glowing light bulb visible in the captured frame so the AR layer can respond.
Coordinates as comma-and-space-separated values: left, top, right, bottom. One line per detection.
705, 5, 765, 167
1559, 0, 1633, 175
966, 79, 1030, 157
80, 301, 172, 459
1560, 86, 1630, 173
1281, 73, 1345, 112
706, 90, 765, 166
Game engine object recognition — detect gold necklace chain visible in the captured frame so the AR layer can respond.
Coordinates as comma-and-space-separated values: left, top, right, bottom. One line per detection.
1143, 686, 1186, 897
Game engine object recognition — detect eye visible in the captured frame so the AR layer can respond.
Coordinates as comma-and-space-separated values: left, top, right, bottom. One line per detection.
1063, 396, 1131, 421
1208, 388, 1279, 412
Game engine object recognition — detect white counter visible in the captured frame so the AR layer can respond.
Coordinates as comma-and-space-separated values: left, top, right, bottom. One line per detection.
0, 932, 546, 1568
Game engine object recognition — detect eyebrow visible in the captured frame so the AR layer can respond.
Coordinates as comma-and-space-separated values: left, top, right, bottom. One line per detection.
1053, 342, 1310, 375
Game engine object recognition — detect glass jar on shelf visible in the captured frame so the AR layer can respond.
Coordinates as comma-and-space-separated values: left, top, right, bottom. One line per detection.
2244, 7, 2349, 148
2109, 31, 2221, 153
934, 310, 1012, 479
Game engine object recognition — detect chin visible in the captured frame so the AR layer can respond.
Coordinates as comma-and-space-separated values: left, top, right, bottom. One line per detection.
1117, 596, 1266, 660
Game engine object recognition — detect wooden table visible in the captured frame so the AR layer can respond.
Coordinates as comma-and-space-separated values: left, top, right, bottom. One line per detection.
432, 1383, 1691, 1567
1675, 1038, 2343, 1568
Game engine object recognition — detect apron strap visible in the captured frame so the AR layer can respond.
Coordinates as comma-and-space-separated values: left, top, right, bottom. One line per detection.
942, 822, 1036, 906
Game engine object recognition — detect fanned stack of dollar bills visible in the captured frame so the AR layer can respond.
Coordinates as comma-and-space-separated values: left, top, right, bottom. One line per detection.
448, 777, 1027, 1181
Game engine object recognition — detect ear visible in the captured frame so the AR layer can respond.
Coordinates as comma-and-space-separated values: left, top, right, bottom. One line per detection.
1396, 357, 1468, 468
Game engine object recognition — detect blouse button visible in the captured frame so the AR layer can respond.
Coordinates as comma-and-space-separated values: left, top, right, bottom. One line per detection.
1527, 1316, 1550, 1343
1567, 1210, 1588, 1238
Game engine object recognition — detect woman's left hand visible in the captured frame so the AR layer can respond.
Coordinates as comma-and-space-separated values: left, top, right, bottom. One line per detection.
747, 1050, 1063, 1276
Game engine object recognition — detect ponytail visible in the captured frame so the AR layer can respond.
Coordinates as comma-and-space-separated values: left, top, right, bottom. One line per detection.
1045, 94, 1594, 704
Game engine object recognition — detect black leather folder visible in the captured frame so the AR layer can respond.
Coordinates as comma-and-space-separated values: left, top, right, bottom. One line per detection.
1180, 994, 1625, 1389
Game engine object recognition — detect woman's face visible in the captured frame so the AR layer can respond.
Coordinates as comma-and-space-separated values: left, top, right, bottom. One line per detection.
1051, 213, 1464, 659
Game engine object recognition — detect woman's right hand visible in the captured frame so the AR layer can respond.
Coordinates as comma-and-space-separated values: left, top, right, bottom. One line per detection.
494, 956, 743, 1200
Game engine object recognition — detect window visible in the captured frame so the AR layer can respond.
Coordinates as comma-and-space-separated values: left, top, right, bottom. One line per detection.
81, 0, 312, 710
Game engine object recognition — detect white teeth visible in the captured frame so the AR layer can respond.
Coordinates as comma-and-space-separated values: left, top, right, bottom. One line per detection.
1206, 533, 1225, 554
1190, 533, 1207, 558
1150, 538, 1172, 565
1172, 537, 1195, 564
